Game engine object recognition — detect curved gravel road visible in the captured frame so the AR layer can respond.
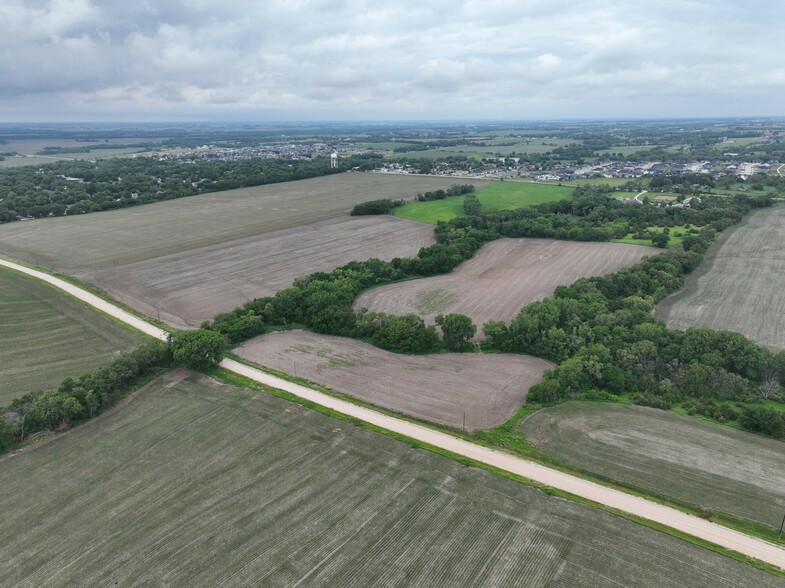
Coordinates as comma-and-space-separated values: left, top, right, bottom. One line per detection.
2, 257, 784, 571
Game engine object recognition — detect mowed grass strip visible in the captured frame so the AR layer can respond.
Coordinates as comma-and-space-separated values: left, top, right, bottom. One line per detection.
354, 238, 658, 329
0, 173, 489, 273
0, 372, 781, 587
236, 330, 552, 430
656, 205, 785, 349
520, 402, 785, 528
0, 265, 144, 405
393, 181, 573, 224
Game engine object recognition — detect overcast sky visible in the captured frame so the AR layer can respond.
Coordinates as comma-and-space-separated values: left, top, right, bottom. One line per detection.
1, 0, 783, 121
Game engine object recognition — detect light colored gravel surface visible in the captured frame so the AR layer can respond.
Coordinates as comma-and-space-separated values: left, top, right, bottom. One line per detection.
4, 256, 785, 571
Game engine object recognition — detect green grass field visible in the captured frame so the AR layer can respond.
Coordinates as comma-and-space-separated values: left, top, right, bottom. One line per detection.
0, 266, 144, 405
611, 224, 700, 248
0, 372, 780, 587
393, 181, 573, 224
520, 402, 785, 528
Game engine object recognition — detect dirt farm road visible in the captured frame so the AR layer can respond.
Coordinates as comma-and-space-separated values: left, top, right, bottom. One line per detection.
3, 256, 785, 572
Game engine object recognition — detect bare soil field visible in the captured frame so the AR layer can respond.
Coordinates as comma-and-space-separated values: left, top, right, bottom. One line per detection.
355, 238, 658, 330
521, 402, 785, 527
86, 216, 436, 329
1, 372, 779, 587
656, 205, 785, 349
0, 265, 144, 405
0, 173, 488, 273
236, 330, 552, 430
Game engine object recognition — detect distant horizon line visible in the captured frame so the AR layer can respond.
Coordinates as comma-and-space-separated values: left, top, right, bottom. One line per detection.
1, 115, 784, 127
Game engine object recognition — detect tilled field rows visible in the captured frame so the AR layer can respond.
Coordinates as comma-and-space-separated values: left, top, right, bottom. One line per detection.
0, 173, 488, 273
236, 330, 552, 430
521, 402, 785, 527
0, 265, 143, 405
86, 216, 436, 329
656, 205, 785, 349
0, 373, 779, 587
354, 238, 659, 329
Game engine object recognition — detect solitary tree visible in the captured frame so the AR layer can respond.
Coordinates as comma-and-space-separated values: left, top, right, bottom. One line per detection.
172, 329, 226, 370
435, 313, 476, 351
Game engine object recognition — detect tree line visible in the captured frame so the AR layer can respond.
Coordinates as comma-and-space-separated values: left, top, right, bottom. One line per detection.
203, 187, 785, 438
0, 155, 380, 223
0, 330, 227, 454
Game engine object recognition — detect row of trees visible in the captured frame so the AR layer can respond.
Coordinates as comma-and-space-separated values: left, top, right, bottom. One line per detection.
0, 330, 226, 454
205, 187, 784, 436
0, 155, 380, 223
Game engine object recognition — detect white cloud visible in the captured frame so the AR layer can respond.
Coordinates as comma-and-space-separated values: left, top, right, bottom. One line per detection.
0, 0, 783, 120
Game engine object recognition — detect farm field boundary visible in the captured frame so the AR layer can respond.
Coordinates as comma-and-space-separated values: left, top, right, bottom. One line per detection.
656, 205, 785, 349
2, 256, 785, 571
521, 402, 785, 529
3, 372, 782, 586
0, 265, 145, 404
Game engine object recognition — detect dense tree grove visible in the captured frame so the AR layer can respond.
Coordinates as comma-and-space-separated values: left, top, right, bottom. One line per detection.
0, 155, 379, 223
0, 341, 172, 452
172, 329, 226, 370
206, 189, 784, 440
350, 198, 406, 216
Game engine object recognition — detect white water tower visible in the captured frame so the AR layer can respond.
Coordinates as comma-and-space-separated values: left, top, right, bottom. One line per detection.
330, 152, 338, 168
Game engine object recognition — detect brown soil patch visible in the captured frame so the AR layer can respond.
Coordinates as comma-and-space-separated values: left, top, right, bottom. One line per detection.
354, 238, 658, 331
87, 216, 436, 329
0, 173, 487, 273
236, 330, 552, 430
656, 205, 785, 350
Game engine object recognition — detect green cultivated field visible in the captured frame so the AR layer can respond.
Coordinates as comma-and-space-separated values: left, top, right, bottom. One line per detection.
0, 373, 780, 587
394, 181, 573, 223
521, 402, 785, 528
0, 173, 488, 273
0, 266, 144, 405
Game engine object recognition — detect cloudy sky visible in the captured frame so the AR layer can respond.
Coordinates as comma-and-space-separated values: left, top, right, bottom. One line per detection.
1, 0, 783, 121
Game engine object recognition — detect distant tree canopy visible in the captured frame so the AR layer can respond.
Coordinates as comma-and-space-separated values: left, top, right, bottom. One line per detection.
350, 199, 406, 216
0, 155, 379, 224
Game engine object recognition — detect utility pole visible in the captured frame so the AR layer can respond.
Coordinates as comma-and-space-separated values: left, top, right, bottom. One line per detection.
463, 410, 466, 432
779, 513, 785, 539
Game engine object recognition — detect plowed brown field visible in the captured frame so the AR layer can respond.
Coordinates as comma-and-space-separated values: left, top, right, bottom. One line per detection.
86, 216, 435, 329
0, 173, 488, 272
354, 238, 657, 330
656, 205, 785, 349
236, 330, 552, 430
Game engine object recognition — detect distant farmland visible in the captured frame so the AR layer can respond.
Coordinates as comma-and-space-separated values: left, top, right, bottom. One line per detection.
656, 205, 785, 349
0, 265, 143, 405
355, 238, 658, 329
87, 216, 436, 329
393, 181, 572, 224
236, 330, 552, 429
0, 173, 489, 273
521, 402, 785, 528
0, 372, 779, 587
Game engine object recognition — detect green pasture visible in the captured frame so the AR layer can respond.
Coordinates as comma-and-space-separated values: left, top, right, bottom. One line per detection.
393, 181, 574, 224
